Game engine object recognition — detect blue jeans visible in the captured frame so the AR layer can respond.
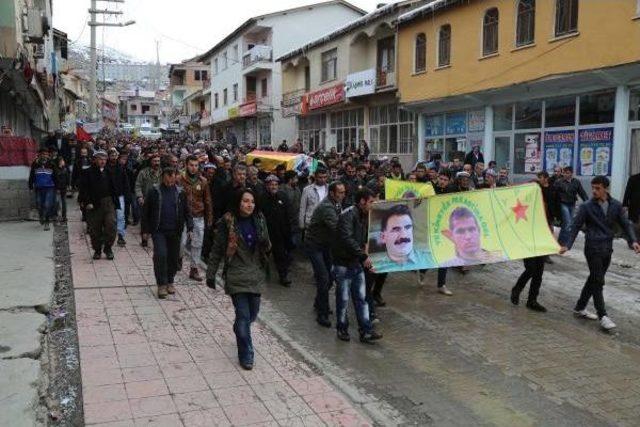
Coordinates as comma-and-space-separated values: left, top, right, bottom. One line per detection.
304, 242, 333, 317
36, 188, 56, 222
559, 203, 575, 245
334, 265, 371, 334
231, 293, 261, 365
116, 195, 126, 237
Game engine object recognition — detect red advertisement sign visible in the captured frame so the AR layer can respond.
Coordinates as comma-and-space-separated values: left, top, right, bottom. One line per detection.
307, 83, 345, 110
0, 136, 37, 166
240, 102, 257, 117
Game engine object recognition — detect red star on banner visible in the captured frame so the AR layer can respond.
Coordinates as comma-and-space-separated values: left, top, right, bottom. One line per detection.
512, 199, 529, 222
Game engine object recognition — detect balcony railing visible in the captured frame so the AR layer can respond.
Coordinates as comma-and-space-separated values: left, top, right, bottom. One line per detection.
242, 45, 273, 69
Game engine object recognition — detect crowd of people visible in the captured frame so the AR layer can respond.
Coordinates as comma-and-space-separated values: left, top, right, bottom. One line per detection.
29, 130, 640, 370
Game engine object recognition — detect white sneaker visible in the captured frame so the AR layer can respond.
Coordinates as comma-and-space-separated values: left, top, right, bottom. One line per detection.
574, 309, 598, 320
600, 316, 616, 330
438, 286, 453, 296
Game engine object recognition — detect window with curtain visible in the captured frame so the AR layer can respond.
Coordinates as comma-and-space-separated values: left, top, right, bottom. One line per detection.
438, 25, 451, 67
321, 48, 338, 82
555, 0, 579, 36
414, 33, 426, 73
483, 8, 499, 56
516, 0, 535, 47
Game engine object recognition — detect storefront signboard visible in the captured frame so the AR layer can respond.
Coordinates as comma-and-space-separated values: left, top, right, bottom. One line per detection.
307, 83, 345, 110
424, 115, 443, 137
240, 102, 257, 117
445, 112, 467, 135
281, 92, 304, 118
578, 127, 613, 176
467, 110, 485, 132
543, 130, 575, 172
345, 68, 376, 98
524, 133, 541, 174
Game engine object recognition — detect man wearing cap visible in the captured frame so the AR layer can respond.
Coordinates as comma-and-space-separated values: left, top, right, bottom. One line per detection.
177, 155, 213, 282
478, 169, 497, 189
78, 150, 119, 260
135, 153, 162, 247
107, 148, 130, 246
142, 167, 194, 299
261, 174, 294, 286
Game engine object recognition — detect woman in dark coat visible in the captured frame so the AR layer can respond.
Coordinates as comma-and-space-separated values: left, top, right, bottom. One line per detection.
206, 189, 271, 370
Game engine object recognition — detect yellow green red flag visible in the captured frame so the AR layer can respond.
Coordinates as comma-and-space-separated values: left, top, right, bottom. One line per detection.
384, 179, 435, 200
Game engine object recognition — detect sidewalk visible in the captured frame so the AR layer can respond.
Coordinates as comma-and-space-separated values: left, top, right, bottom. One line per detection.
69, 211, 372, 426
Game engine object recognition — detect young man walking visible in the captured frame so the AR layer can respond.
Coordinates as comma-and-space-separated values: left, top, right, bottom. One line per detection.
142, 167, 194, 299
106, 148, 130, 247
555, 166, 588, 245
178, 155, 213, 282
560, 176, 640, 331
29, 148, 57, 230
135, 153, 162, 247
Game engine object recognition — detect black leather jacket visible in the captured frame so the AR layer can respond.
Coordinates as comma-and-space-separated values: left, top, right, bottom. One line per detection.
332, 205, 368, 267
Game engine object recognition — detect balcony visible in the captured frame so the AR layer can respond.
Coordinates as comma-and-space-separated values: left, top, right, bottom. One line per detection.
242, 45, 273, 75
376, 68, 396, 90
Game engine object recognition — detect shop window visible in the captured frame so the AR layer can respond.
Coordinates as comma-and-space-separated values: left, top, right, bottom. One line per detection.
438, 25, 451, 67
369, 105, 414, 154
414, 33, 426, 73
555, 0, 579, 37
515, 100, 541, 129
482, 8, 499, 56
321, 48, 338, 82
516, 0, 535, 47
630, 89, 640, 121
579, 91, 614, 125
493, 104, 513, 131
331, 109, 363, 153
513, 133, 541, 174
545, 96, 576, 127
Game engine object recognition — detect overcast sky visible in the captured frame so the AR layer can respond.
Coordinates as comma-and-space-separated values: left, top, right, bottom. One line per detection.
53, 0, 385, 64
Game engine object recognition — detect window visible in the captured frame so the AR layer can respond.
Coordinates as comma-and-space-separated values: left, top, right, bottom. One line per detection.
223, 51, 228, 69
377, 36, 395, 74
515, 100, 541, 129
493, 104, 513, 131
233, 83, 238, 102
130, 104, 137, 112
321, 48, 337, 82
630, 89, 640, 121
514, 132, 540, 174
330, 108, 364, 153
298, 114, 326, 152
516, 0, 535, 47
194, 70, 201, 81
580, 91, 615, 125
141, 104, 150, 114
304, 66, 310, 91
214, 93, 219, 109
369, 104, 415, 154
261, 78, 267, 97
555, 0, 578, 37
223, 88, 228, 106
482, 8, 499, 56
233, 45, 239, 61
545, 95, 576, 127
214, 58, 218, 74
201, 70, 208, 81
438, 25, 451, 67
414, 33, 426, 73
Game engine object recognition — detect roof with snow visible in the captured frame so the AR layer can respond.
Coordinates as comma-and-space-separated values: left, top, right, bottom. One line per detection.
195, 0, 366, 63
277, 0, 431, 63
397, 0, 461, 25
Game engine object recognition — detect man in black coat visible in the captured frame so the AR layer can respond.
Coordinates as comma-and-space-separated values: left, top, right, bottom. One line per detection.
213, 164, 246, 222
46, 130, 72, 164
560, 176, 640, 331
78, 150, 119, 260
464, 145, 484, 168
623, 172, 640, 235
261, 175, 293, 286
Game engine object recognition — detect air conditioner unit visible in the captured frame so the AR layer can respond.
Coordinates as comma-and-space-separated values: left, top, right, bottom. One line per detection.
27, 9, 44, 41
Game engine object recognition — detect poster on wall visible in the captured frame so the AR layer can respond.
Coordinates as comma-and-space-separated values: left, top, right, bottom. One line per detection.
468, 110, 485, 132
543, 130, 575, 172
445, 112, 467, 135
424, 115, 444, 137
578, 127, 613, 176
524, 133, 541, 173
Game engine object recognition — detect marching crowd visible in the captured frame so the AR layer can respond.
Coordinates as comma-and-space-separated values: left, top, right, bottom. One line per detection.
28, 130, 640, 370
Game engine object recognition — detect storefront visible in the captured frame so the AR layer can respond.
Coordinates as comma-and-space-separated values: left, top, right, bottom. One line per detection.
422, 109, 485, 163
369, 103, 416, 157
297, 113, 326, 152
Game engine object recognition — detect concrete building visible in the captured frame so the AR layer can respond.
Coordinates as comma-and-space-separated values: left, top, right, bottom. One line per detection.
196, 0, 366, 146
396, 0, 640, 198
119, 88, 161, 127
278, 0, 427, 168
168, 59, 210, 108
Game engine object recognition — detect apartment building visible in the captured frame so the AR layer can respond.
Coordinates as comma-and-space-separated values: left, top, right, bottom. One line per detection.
397, 0, 640, 198
278, 0, 427, 169
197, 0, 365, 146
119, 88, 162, 127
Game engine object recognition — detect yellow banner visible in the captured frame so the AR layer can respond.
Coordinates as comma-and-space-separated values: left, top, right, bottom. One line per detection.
384, 179, 435, 200
368, 183, 559, 273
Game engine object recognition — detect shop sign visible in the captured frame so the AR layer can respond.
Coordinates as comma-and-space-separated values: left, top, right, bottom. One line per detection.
445, 112, 467, 135
240, 102, 257, 117
307, 83, 345, 110
281, 91, 304, 118
578, 127, 613, 176
228, 107, 239, 119
467, 109, 485, 132
543, 130, 575, 172
524, 133, 541, 174
424, 115, 443, 137
345, 68, 376, 98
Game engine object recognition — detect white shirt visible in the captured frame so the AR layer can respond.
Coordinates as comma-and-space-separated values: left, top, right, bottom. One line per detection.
314, 184, 327, 201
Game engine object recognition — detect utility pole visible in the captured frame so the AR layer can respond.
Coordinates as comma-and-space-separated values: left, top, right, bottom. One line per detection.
88, 0, 135, 121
